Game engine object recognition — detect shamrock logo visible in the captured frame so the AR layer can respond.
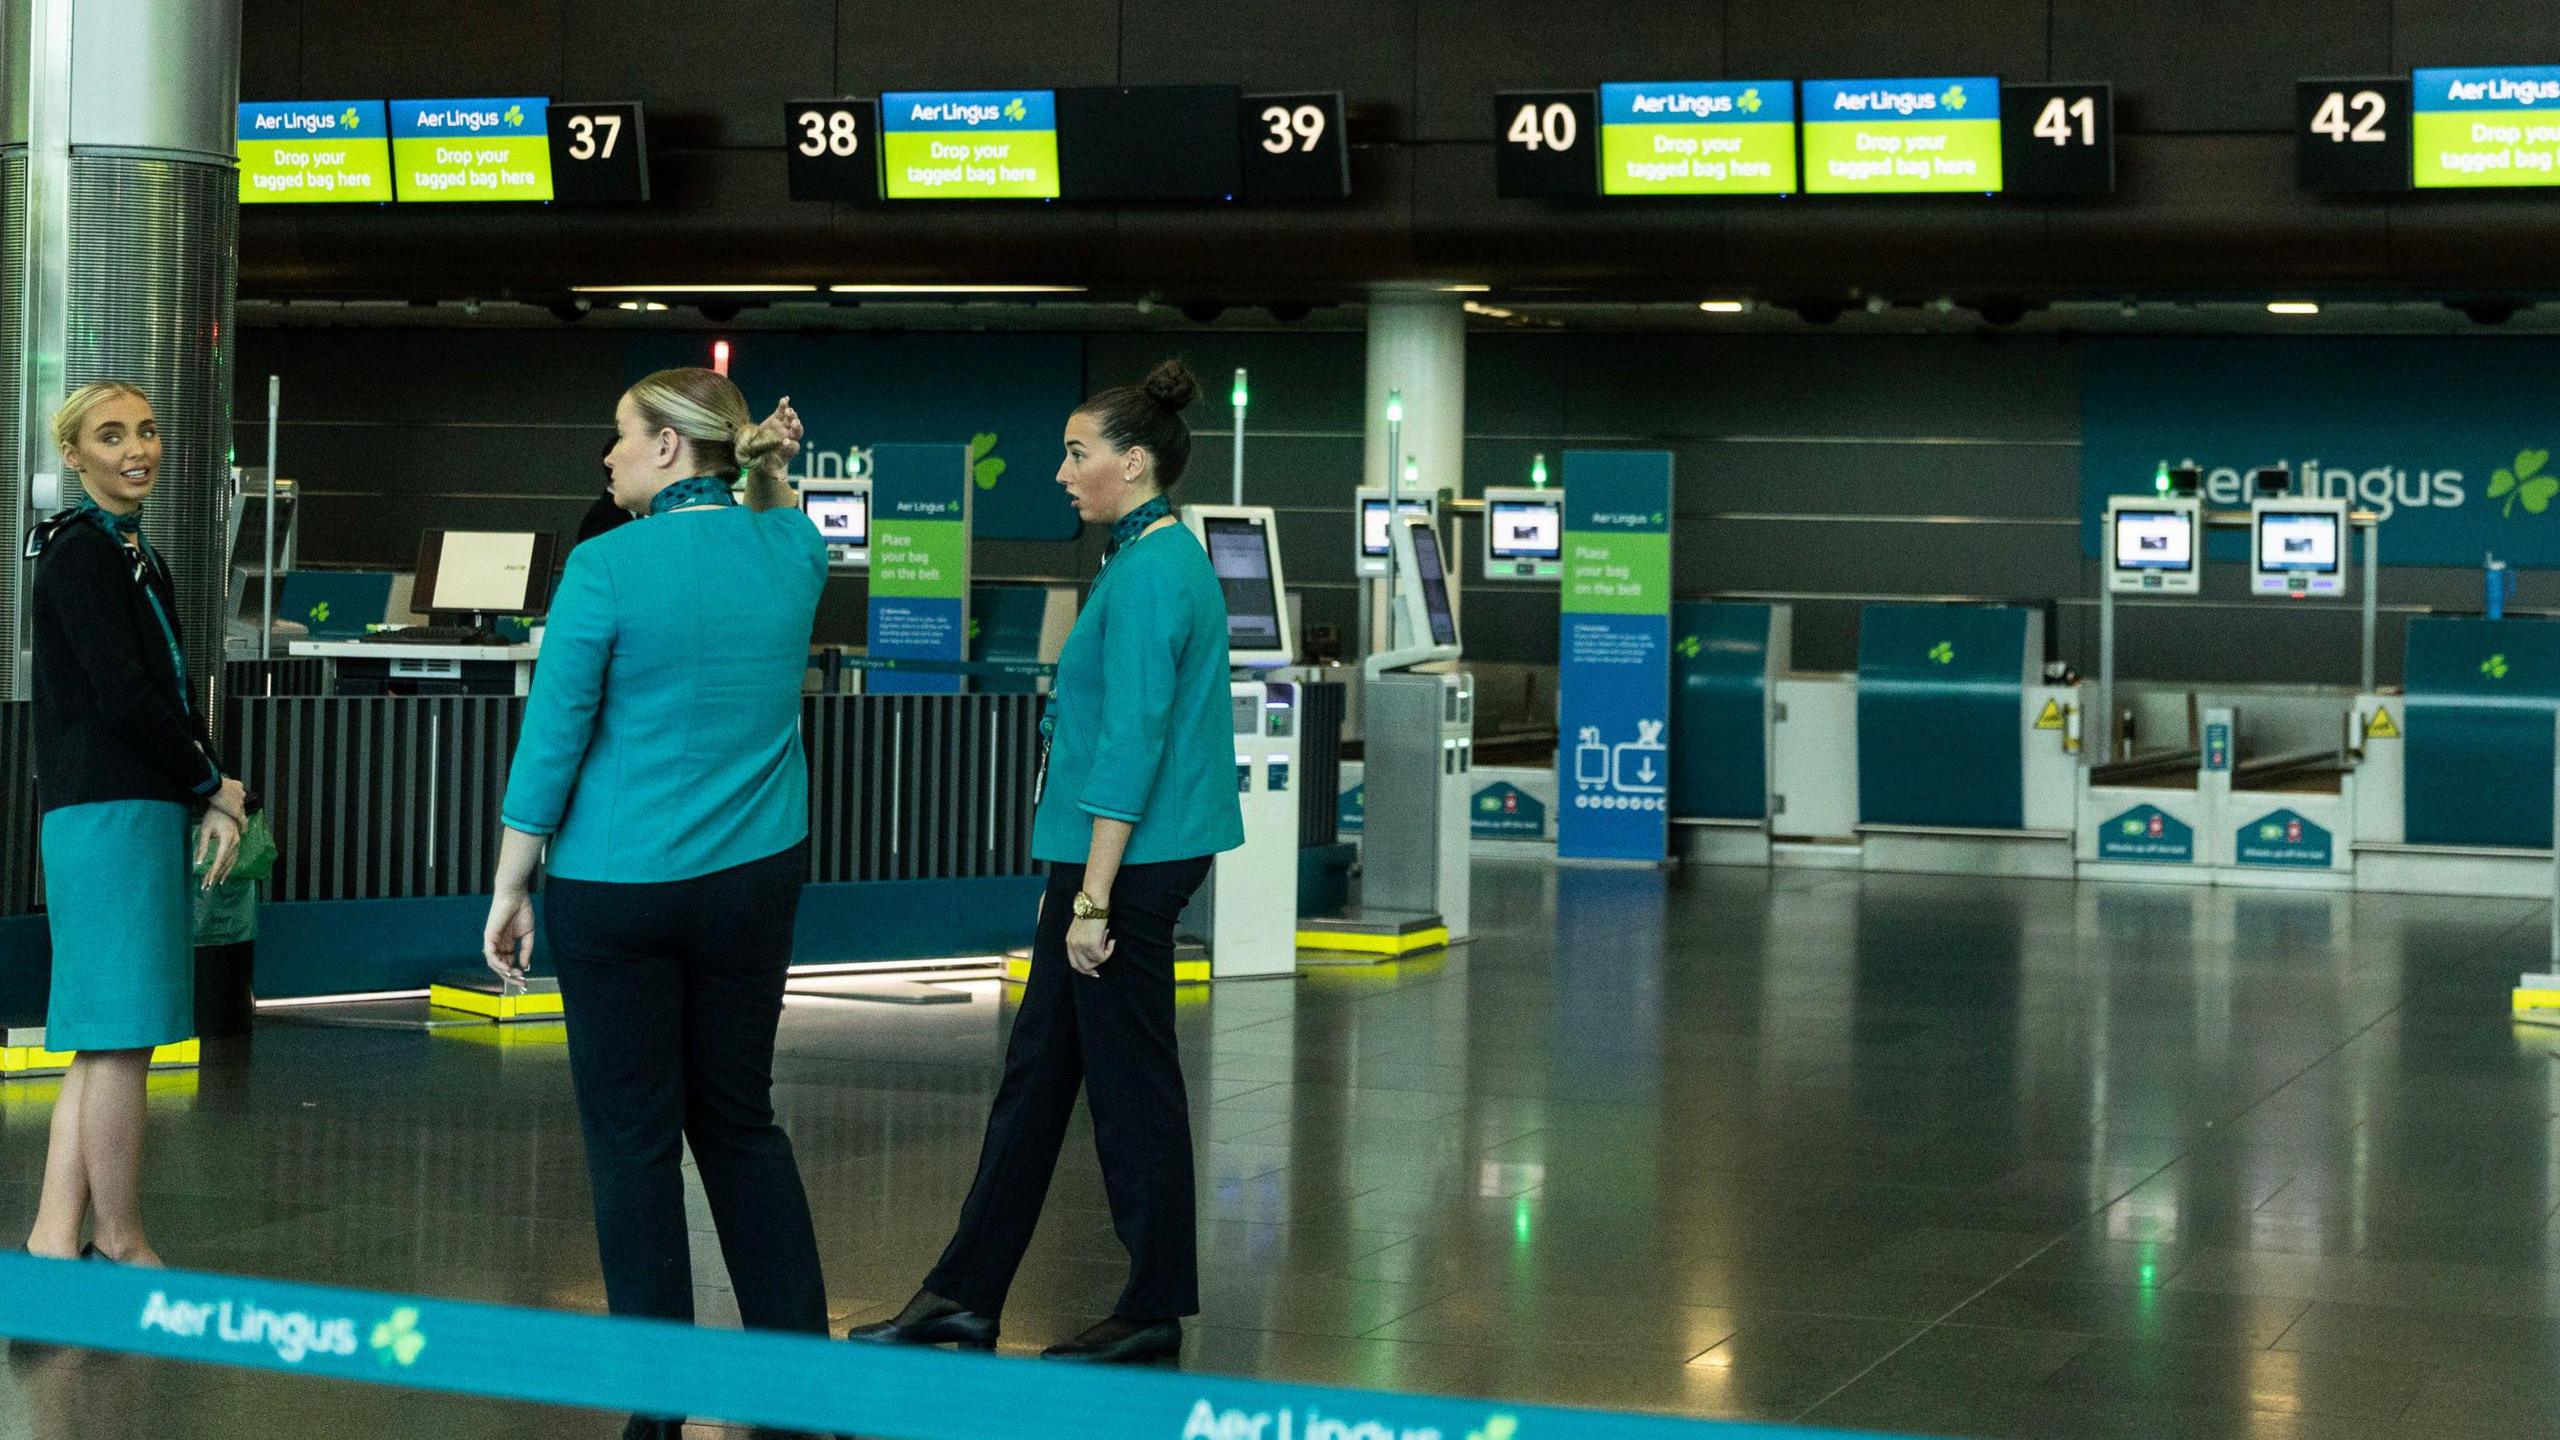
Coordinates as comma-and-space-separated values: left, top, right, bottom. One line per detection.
2484, 653, 2511, 680
1675, 635, 1701, 659
1941, 85, 1968, 111
308, 601, 331, 624
970, 433, 1006, 490
370, 1307, 426, 1367
1468, 1419, 1520, 1440
1003, 97, 1028, 123
2261, 823, 2283, 841
1927, 641, 1955, 665
503, 104, 524, 127
2489, 448, 2556, 518
1737, 88, 1762, 115
968, 617, 982, 641
2121, 818, 2144, 836
339, 107, 362, 131
1480, 795, 1501, 812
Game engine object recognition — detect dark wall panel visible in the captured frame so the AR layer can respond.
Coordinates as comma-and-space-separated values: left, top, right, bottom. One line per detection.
1117, 0, 1416, 127
296, 1, 566, 99
1413, 0, 1720, 142
837, 0, 1119, 91
1725, 0, 2049, 85
562, 0, 838, 149
2050, 0, 2391, 134
2392, 0, 2560, 69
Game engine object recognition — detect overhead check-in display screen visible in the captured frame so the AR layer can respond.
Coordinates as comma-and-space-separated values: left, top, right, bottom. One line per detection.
1598, 81, 1797, 195
390, 98, 555, 202
238, 101, 394, 204
2412, 65, 2560, 187
879, 90, 1060, 199
1801, 77, 2003, 194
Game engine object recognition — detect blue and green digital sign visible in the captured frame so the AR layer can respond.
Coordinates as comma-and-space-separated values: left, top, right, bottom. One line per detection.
390, 98, 554, 202
880, 90, 1060, 200
1598, 82, 1796, 195
1802, 77, 2001, 194
237, 101, 393, 204
2413, 66, 2560, 187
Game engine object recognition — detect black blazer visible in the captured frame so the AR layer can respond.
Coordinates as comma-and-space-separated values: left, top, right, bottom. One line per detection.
28, 512, 225, 816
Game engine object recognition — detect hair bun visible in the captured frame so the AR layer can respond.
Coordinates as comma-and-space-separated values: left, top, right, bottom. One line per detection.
734, 420, 783, 467
1142, 359, 1198, 413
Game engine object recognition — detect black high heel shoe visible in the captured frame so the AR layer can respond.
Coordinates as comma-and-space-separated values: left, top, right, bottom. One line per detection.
843, 1290, 998, 1350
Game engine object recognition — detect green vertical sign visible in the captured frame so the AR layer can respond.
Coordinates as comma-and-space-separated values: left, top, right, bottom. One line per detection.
867, 443, 973, 695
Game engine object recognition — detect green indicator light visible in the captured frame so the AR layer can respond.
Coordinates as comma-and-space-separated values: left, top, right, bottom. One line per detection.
1531, 453, 1548, 488
1231, 367, 1248, 410
1385, 390, 1403, 424
2154, 461, 2170, 495
1404, 460, 1420, 485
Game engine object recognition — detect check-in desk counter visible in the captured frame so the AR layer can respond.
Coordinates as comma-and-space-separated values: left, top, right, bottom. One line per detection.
290, 639, 538, 697
0, 691, 1050, 1016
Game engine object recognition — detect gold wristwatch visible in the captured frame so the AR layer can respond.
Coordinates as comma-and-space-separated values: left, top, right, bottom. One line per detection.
1071, 891, 1110, 920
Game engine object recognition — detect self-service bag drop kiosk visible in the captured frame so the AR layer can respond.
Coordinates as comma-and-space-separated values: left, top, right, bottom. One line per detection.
1178, 504, 1302, 979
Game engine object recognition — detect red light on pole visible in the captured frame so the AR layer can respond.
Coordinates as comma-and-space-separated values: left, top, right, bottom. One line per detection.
712, 339, 732, 375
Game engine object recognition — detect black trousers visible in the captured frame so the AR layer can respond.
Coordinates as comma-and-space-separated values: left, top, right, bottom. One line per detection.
546, 841, 828, 1334
927, 855, 1212, 1321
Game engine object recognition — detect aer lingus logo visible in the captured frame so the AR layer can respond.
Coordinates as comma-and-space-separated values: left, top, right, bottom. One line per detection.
970, 432, 1007, 490
502, 104, 524, 127
1927, 641, 1955, 665
1675, 634, 1701, 659
307, 602, 331, 625
339, 107, 362, 131
2483, 653, 2511, 680
2489, 448, 2556, 518
1941, 85, 1968, 111
1468, 1417, 1520, 1440
1003, 97, 1029, 123
1737, 88, 1763, 115
369, 1307, 425, 1367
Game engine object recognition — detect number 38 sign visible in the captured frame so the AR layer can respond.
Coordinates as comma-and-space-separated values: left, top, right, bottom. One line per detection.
784, 98, 882, 202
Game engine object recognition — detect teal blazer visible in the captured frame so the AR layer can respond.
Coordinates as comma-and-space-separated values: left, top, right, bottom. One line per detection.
502, 505, 827, 883
1032, 523, 1246, 866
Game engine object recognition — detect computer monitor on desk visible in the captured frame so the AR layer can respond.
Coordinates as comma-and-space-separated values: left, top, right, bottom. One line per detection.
413, 530, 560, 622
801, 479, 871, 569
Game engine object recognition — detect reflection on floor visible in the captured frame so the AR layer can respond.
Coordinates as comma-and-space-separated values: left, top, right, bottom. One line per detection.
5, 858, 2559, 1439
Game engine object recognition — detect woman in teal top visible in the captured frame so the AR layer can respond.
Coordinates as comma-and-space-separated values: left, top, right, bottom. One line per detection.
479, 368, 827, 1440
851, 360, 1243, 1367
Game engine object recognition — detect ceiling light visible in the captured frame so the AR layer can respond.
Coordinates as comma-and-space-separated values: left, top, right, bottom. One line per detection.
1438, 283, 1493, 293
826, 284, 1088, 295
614, 301, 669, 312
1462, 300, 1518, 319
2267, 300, 2321, 316
574, 284, 818, 295
1698, 300, 1746, 314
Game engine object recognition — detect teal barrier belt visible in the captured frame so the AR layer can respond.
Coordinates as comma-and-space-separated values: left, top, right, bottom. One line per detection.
0, 1254, 1880, 1440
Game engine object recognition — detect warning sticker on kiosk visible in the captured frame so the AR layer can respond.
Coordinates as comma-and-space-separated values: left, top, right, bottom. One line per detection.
2098, 804, 2193, 863
2237, 809, 2334, 868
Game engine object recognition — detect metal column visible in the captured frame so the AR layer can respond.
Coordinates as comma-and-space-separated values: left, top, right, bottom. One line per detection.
4, 0, 242, 711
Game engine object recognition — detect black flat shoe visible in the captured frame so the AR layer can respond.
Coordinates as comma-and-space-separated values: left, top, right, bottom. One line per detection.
843, 1292, 997, 1351
1040, 1316, 1182, 1364
620, 1416, 683, 1440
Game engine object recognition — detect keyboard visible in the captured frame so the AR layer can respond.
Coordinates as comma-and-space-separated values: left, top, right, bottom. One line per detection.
351, 626, 503, 647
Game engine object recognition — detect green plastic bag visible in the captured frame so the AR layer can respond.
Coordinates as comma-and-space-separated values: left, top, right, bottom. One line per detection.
192, 811, 277, 946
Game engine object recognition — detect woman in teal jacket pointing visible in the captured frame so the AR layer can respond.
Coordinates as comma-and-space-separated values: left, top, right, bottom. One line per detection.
851, 359, 1245, 1366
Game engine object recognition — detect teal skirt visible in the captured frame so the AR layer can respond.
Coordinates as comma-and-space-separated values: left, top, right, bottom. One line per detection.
41, 799, 193, 1053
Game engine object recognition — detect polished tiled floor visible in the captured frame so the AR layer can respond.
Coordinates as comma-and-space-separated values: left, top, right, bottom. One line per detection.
7, 858, 2560, 1438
